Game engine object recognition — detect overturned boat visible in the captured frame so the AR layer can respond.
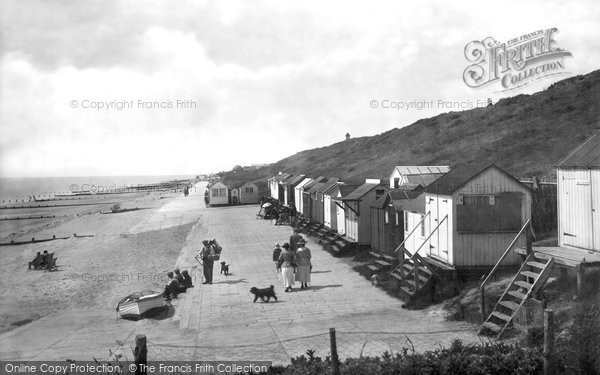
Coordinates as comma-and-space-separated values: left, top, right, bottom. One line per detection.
116, 290, 165, 319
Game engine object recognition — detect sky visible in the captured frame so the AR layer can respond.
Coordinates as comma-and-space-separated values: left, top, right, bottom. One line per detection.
1, 0, 599, 177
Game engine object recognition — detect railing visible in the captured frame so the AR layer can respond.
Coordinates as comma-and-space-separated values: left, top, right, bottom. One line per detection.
394, 211, 430, 254
479, 219, 532, 322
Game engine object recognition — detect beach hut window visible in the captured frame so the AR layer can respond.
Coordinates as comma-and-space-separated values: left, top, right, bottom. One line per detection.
457, 192, 522, 232
385, 211, 389, 224
376, 189, 385, 199
420, 215, 426, 237
404, 212, 409, 231
396, 212, 400, 226
245, 187, 254, 193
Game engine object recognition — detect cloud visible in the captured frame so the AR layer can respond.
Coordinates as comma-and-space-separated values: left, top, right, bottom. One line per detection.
1, 0, 599, 177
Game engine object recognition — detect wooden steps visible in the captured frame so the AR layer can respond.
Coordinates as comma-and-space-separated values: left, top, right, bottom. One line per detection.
479, 254, 554, 339
389, 251, 435, 298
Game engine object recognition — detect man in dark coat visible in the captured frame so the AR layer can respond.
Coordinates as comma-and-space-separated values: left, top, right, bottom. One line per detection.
200, 240, 214, 284
289, 229, 303, 252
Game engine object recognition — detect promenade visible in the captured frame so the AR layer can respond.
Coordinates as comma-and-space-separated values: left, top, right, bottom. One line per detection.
0, 186, 479, 364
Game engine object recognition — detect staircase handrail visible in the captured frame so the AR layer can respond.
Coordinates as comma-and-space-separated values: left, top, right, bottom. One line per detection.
410, 214, 448, 257
394, 211, 430, 253
479, 218, 531, 322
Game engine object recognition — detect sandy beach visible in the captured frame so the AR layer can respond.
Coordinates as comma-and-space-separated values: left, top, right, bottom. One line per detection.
0, 188, 198, 335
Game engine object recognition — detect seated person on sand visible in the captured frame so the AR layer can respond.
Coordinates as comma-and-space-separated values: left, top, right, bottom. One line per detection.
40, 250, 50, 268
182, 270, 194, 289
163, 271, 181, 300
174, 269, 185, 286
28, 252, 43, 269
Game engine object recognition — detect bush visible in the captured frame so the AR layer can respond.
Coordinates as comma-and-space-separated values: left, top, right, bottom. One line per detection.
261, 340, 543, 375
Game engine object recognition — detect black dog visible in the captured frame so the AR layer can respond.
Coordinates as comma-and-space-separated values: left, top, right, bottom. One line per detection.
220, 262, 229, 276
250, 285, 278, 303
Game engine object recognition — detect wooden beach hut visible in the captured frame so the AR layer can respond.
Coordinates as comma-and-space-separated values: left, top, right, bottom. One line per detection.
339, 179, 387, 245
280, 174, 305, 207
300, 177, 326, 218
308, 179, 339, 223
267, 173, 290, 202
230, 188, 240, 205
294, 177, 313, 216
330, 185, 360, 236
409, 164, 532, 268
480, 135, 600, 338
239, 182, 259, 204
208, 181, 230, 206
370, 187, 422, 254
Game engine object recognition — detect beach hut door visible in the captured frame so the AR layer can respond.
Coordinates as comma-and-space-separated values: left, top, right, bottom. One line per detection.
561, 170, 594, 249
593, 172, 600, 251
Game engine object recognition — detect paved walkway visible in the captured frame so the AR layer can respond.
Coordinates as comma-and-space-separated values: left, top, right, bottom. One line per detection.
0, 193, 480, 364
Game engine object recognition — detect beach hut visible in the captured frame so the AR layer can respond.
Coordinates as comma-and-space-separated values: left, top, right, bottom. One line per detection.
300, 177, 326, 218
308, 179, 339, 223
400, 164, 531, 268
208, 181, 230, 206
323, 184, 341, 230
339, 179, 387, 245
280, 174, 305, 207
389, 166, 450, 189
267, 173, 290, 202
480, 137, 600, 338
556, 133, 600, 251
230, 188, 240, 205
370, 187, 422, 254
294, 177, 313, 216
238, 182, 259, 204
329, 185, 360, 235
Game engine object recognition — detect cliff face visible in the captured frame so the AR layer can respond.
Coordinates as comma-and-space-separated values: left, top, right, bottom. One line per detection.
223, 70, 600, 188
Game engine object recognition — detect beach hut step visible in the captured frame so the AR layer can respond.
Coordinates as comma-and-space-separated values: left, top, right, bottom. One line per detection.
491, 311, 512, 322
508, 290, 527, 300
400, 286, 415, 296
520, 271, 539, 279
367, 265, 380, 272
374, 260, 392, 267
499, 300, 521, 311
514, 281, 534, 290
483, 322, 502, 333
526, 260, 546, 269
369, 251, 382, 258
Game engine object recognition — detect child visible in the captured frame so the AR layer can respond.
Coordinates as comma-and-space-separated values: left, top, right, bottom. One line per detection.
272, 243, 282, 272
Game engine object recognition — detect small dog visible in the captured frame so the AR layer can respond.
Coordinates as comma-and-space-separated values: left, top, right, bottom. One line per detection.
220, 262, 229, 276
370, 274, 380, 286
250, 285, 278, 303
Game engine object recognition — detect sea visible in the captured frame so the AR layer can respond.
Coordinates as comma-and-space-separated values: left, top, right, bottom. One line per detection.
0, 175, 196, 202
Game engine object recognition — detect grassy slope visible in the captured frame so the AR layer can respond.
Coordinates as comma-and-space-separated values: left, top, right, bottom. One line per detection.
223, 70, 600, 189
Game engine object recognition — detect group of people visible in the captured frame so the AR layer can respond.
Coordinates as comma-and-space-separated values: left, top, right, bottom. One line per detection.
273, 229, 312, 292
28, 250, 53, 270
163, 268, 193, 300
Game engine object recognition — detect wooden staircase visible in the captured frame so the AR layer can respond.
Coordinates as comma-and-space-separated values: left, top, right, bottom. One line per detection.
480, 253, 554, 338
390, 248, 435, 298
367, 251, 397, 274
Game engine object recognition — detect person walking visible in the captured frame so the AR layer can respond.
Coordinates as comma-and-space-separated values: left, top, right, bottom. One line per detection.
289, 228, 303, 252
200, 240, 215, 284
272, 243, 282, 272
277, 243, 296, 292
295, 238, 312, 289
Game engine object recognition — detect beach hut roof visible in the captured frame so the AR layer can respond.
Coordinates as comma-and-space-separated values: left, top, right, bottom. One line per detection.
392, 194, 426, 214
308, 179, 339, 194
340, 182, 381, 201
302, 176, 326, 191
371, 193, 390, 209
556, 133, 600, 168
281, 174, 306, 185
392, 165, 450, 187
424, 164, 524, 195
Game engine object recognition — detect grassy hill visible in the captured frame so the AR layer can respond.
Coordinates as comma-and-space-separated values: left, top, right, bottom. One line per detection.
222, 69, 600, 190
